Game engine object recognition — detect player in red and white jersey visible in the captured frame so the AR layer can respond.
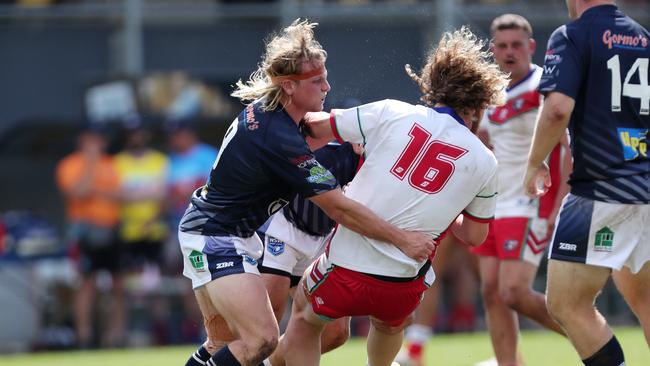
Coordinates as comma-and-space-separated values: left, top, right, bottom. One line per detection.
278, 27, 510, 366
470, 14, 571, 366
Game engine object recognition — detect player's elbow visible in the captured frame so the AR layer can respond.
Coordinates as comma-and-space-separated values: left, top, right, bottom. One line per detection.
464, 231, 488, 247
543, 93, 574, 124
456, 221, 489, 247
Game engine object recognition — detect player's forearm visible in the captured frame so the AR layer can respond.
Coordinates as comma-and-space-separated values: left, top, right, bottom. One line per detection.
330, 198, 404, 246
527, 95, 572, 169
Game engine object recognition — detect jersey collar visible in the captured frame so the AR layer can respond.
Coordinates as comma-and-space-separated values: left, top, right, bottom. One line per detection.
433, 106, 466, 127
507, 65, 536, 92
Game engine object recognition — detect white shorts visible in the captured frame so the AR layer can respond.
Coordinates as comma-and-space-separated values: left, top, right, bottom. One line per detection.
179, 230, 263, 289
258, 212, 329, 278
549, 194, 650, 273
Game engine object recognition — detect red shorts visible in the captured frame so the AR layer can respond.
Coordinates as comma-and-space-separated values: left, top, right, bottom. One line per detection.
304, 254, 434, 327
471, 217, 549, 265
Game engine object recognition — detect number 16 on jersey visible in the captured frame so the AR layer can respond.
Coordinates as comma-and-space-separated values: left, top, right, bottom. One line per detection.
390, 123, 468, 195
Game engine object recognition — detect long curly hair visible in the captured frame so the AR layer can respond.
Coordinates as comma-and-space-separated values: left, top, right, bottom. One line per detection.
406, 26, 508, 117
231, 19, 328, 111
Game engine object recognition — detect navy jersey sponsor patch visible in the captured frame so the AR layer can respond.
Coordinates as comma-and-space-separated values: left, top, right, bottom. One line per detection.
267, 237, 286, 256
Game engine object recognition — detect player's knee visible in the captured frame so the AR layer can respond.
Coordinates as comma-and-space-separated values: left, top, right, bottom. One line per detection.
325, 321, 350, 350
499, 283, 526, 310
545, 292, 568, 324
480, 280, 500, 306
249, 327, 279, 360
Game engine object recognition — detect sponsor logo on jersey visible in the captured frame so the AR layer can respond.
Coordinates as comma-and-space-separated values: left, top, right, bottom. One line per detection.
267, 198, 289, 216
617, 128, 648, 161
188, 250, 206, 272
215, 261, 234, 270
245, 103, 260, 131
293, 157, 319, 169
544, 49, 563, 65
602, 29, 648, 51
267, 237, 285, 256
307, 165, 335, 184
594, 227, 614, 252
558, 242, 577, 251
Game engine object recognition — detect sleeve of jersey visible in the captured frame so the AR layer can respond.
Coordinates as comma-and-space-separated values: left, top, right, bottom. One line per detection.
263, 134, 339, 198
330, 100, 388, 145
539, 25, 584, 99
462, 169, 498, 223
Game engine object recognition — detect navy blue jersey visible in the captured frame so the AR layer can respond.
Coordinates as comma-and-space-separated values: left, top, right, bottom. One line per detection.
540, 5, 650, 204
281, 142, 361, 237
179, 100, 339, 237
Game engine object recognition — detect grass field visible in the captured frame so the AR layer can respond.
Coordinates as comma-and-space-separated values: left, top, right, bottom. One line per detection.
1, 327, 647, 366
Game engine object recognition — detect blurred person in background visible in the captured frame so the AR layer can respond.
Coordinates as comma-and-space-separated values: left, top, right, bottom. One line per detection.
165, 118, 219, 344
525, 0, 650, 365
55, 125, 123, 349
471, 14, 570, 366
114, 115, 170, 345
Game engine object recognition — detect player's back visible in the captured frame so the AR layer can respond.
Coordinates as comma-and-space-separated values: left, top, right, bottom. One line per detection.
540, 5, 650, 203
329, 99, 497, 277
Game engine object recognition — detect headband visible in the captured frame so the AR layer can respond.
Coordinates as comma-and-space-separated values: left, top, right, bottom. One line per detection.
270, 67, 325, 84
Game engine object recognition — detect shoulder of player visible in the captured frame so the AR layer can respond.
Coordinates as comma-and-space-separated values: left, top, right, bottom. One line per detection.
377, 98, 416, 115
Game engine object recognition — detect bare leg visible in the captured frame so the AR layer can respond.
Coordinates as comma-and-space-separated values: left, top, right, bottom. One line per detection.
266, 276, 350, 366
499, 260, 564, 335
75, 274, 96, 348
282, 282, 329, 366
478, 256, 520, 366
546, 259, 613, 359
612, 262, 650, 346
263, 273, 292, 322
106, 273, 127, 347
367, 317, 408, 366
203, 273, 280, 365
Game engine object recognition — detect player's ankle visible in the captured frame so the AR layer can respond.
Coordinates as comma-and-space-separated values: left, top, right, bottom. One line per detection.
185, 345, 212, 366
582, 335, 625, 366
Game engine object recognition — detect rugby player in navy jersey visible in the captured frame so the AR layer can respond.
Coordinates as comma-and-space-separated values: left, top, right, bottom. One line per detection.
179, 19, 435, 366
257, 141, 363, 366
525, 1, 650, 365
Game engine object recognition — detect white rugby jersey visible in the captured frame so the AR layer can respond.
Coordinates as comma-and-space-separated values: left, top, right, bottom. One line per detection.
482, 64, 543, 218
328, 99, 498, 278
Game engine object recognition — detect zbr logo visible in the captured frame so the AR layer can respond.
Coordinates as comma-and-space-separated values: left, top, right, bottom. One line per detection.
267, 237, 285, 256
617, 128, 648, 161
188, 250, 206, 272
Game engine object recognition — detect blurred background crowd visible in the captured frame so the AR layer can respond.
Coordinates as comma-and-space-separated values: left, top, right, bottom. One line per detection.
0, 0, 647, 354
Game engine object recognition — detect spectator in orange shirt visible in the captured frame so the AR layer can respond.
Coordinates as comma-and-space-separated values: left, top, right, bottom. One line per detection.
56, 125, 124, 348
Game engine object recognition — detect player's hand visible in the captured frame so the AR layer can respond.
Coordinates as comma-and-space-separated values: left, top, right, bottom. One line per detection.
524, 162, 551, 198
397, 231, 436, 262
351, 143, 365, 155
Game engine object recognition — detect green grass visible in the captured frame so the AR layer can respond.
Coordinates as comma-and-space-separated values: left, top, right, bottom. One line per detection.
1, 327, 647, 365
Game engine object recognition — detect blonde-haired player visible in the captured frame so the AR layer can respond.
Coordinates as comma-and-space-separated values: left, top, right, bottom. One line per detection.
179, 19, 434, 366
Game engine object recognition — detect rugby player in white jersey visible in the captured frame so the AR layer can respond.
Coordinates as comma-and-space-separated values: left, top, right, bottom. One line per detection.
278, 27, 510, 366
470, 14, 570, 366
